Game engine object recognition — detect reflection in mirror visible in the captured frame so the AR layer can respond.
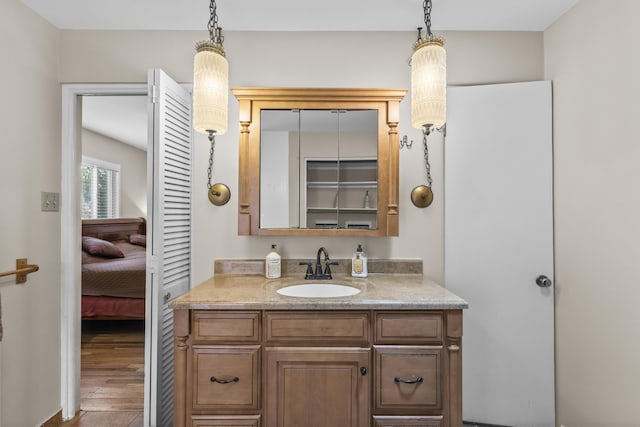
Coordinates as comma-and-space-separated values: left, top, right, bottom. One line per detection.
260, 109, 378, 230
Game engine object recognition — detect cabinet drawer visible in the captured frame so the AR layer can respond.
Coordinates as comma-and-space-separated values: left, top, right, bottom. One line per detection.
191, 346, 260, 411
374, 346, 442, 411
374, 312, 442, 344
373, 415, 443, 427
265, 311, 370, 345
192, 415, 261, 427
192, 311, 260, 343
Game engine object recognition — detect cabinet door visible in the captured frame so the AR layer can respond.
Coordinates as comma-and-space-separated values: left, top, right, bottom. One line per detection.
265, 347, 370, 427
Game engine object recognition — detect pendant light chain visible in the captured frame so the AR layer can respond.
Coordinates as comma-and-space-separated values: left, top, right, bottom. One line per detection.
423, 0, 433, 36
422, 127, 433, 188
207, 0, 219, 42
207, 132, 216, 190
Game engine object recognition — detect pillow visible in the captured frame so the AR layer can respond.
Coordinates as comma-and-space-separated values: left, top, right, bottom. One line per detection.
129, 233, 146, 247
82, 236, 125, 258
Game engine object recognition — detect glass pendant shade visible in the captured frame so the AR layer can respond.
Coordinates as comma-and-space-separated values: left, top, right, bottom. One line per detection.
193, 43, 229, 135
411, 39, 446, 130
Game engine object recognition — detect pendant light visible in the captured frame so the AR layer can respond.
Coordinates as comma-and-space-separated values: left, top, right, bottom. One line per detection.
411, 0, 446, 132
409, 0, 445, 208
193, 0, 230, 205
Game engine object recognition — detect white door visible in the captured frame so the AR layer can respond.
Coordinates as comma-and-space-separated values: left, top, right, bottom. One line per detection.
144, 69, 193, 427
445, 81, 554, 426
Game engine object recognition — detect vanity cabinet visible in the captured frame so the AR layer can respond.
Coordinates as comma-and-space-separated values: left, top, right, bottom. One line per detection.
173, 309, 462, 427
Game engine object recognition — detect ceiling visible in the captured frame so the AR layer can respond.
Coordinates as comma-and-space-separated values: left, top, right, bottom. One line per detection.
22, 0, 577, 32
51, 0, 577, 151
82, 96, 148, 151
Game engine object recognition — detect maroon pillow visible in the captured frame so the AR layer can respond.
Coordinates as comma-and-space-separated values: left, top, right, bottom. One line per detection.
129, 233, 146, 247
82, 236, 125, 258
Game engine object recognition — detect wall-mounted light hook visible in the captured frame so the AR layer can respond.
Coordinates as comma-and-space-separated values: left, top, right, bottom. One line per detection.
400, 135, 413, 150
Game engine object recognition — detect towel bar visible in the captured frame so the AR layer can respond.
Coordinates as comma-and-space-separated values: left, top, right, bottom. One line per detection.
0, 258, 39, 284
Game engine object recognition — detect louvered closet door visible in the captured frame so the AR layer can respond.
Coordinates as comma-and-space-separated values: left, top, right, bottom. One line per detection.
145, 69, 193, 427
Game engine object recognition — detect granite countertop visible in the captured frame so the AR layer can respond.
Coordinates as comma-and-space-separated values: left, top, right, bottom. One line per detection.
170, 273, 468, 311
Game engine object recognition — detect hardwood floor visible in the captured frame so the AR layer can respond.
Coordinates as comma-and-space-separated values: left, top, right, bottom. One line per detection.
62, 320, 145, 426
61, 411, 143, 427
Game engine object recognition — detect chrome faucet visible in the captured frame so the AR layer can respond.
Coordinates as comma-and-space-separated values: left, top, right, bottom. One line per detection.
299, 247, 338, 280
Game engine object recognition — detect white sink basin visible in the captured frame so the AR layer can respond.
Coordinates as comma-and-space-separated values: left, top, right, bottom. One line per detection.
277, 283, 361, 298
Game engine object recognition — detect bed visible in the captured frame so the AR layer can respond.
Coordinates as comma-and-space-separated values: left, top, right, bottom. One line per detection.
81, 218, 147, 319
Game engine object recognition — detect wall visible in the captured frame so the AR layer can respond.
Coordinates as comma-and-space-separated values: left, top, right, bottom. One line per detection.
0, 1, 61, 426
81, 129, 147, 218
59, 30, 543, 285
544, 1, 640, 424
0, 18, 544, 425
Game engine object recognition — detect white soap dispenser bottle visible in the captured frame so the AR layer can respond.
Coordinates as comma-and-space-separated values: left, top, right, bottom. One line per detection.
266, 244, 281, 279
351, 244, 368, 278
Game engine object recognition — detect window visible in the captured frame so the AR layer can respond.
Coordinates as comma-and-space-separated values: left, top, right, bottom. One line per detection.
81, 156, 120, 219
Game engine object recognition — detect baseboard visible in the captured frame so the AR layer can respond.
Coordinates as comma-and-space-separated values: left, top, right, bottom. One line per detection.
41, 409, 63, 427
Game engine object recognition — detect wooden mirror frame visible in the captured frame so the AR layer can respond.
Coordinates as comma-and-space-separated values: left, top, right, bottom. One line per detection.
232, 87, 407, 236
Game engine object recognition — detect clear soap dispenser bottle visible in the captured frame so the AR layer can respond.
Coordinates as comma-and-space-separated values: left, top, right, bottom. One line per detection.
266, 244, 281, 279
351, 244, 368, 278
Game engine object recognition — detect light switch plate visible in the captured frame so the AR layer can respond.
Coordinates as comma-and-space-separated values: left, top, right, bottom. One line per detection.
41, 191, 60, 212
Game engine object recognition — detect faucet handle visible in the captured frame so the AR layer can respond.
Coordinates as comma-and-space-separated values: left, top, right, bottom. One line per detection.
323, 261, 339, 278
299, 262, 313, 279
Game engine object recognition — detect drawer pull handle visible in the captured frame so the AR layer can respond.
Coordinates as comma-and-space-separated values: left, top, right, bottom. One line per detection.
210, 376, 240, 384
394, 376, 424, 384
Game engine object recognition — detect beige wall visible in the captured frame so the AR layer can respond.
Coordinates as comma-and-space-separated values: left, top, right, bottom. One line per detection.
13, 3, 639, 423
59, 29, 543, 285
82, 129, 147, 218
0, 1, 61, 426
0, 15, 545, 424
545, 1, 640, 424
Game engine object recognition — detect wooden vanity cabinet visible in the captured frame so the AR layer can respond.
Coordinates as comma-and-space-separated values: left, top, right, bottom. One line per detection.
173, 309, 462, 427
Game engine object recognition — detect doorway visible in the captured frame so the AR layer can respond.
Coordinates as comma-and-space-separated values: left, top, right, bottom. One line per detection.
61, 84, 148, 421
79, 94, 149, 418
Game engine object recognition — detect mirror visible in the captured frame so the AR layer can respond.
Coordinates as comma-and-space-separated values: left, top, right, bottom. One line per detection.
232, 88, 406, 236
260, 109, 378, 230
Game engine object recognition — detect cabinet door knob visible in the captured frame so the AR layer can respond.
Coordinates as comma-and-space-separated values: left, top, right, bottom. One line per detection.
360, 367, 367, 376
210, 376, 239, 384
394, 376, 424, 384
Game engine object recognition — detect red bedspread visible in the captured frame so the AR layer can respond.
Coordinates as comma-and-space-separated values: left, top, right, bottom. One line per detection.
81, 295, 145, 319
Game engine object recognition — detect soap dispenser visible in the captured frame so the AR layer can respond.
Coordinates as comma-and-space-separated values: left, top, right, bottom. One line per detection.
351, 244, 368, 278
266, 244, 281, 279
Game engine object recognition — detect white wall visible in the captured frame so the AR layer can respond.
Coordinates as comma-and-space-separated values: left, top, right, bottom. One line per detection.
0, 1, 61, 426
545, 1, 640, 424
82, 129, 147, 218
59, 30, 544, 285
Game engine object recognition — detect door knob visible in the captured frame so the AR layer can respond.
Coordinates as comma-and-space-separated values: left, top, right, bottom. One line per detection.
535, 275, 552, 288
